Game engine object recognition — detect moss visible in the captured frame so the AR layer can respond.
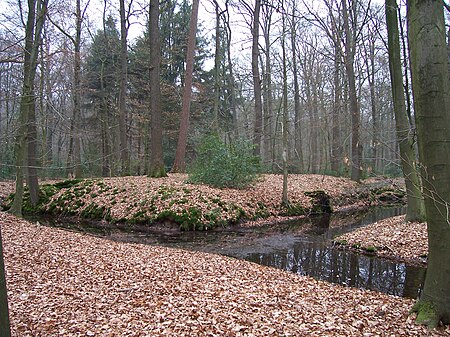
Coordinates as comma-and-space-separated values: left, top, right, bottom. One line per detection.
157, 185, 176, 200
81, 203, 108, 219
280, 202, 306, 216
52, 179, 83, 189
1, 179, 82, 214
411, 300, 440, 328
365, 246, 377, 253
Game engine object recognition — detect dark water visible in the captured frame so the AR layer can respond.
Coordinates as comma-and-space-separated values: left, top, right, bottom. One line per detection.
35, 207, 426, 298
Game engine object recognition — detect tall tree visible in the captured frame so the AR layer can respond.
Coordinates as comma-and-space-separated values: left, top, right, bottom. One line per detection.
342, 0, 362, 182
281, 12, 289, 207
290, 2, 304, 173
85, 16, 121, 176
251, 0, 263, 156
172, 0, 200, 172
118, 0, 130, 175
10, 0, 49, 216
223, 0, 238, 139
261, 1, 274, 166
148, 0, 166, 177
385, 0, 425, 222
408, 0, 450, 327
51, 0, 87, 178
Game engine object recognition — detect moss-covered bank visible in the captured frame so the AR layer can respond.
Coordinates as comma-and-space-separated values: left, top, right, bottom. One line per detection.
1, 174, 405, 231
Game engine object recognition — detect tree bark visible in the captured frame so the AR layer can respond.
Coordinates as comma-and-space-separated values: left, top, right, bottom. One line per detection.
281, 14, 288, 207
331, 40, 342, 174
251, 0, 263, 157
172, 0, 200, 173
118, 0, 129, 175
213, 0, 220, 132
72, 0, 82, 178
342, 0, 362, 182
148, 0, 167, 178
291, 7, 303, 173
10, 0, 48, 216
224, 2, 237, 139
261, 5, 273, 166
386, 0, 425, 222
408, 0, 450, 327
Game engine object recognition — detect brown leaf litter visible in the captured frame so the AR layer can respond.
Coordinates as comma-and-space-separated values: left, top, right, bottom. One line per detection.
1, 211, 449, 336
335, 215, 428, 266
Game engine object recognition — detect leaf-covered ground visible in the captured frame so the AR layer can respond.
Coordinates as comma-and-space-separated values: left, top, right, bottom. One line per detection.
2, 174, 402, 230
2, 212, 449, 336
335, 215, 428, 266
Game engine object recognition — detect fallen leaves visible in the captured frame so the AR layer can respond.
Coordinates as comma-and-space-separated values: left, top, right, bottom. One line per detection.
32, 173, 400, 230
1, 211, 449, 336
335, 215, 428, 266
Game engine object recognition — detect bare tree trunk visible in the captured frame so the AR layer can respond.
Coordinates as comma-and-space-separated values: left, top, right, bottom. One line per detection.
261, 5, 273, 166
148, 0, 166, 178
291, 5, 303, 173
11, 0, 48, 215
72, 0, 82, 178
331, 35, 342, 173
408, 0, 450, 327
386, 0, 425, 222
364, 35, 378, 173
213, 0, 220, 131
342, 0, 362, 182
118, 0, 129, 175
224, 3, 237, 139
281, 14, 289, 207
251, 0, 263, 157
172, 0, 200, 173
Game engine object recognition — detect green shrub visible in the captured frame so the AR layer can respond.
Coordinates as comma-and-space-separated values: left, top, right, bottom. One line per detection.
188, 134, 261, 189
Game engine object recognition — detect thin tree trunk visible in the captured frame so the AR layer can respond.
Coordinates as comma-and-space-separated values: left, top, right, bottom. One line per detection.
73, 0, 82, 178
386, 0, 425, 222
251, 0, 262, 157
408, 0, 450, 327
118, 0, 129, 175
172, 0, 200, 173
213, 0, 220, 131
342, 0, 362, 182
364, 38, 378, 172
262, 8, 273, 166
291, 15, 303, 173
224, 4, 237, 139
331, 35, 342, 173
281, 15, 288, 207
148, 0, 166, 178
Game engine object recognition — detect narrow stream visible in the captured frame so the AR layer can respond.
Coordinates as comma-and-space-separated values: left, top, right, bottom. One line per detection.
36, 206, 426, 299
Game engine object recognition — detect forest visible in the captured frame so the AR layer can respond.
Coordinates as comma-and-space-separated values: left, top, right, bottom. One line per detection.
0, 0, 450, 335
0, 0, 410, 181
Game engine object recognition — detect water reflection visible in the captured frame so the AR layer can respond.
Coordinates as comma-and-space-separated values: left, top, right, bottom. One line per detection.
33, 206, 426, 298
237, 207, 425, 298
246, 242, 425, 298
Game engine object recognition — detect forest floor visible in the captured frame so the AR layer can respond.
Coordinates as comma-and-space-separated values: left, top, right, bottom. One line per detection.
0, 175, 449, 335
2, 211, 450, 336
334, 215, 428, 266
1, 174, 406, 231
